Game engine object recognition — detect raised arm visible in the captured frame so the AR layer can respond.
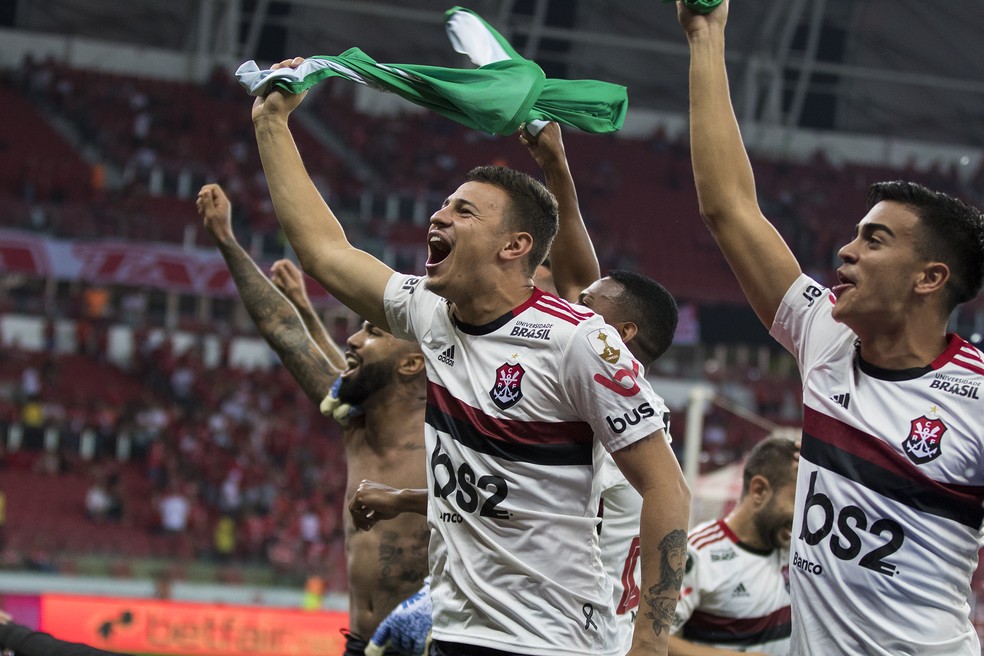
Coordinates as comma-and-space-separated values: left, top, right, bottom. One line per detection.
612, 431, 690, 656
198, 183, 339, 405
680, 1, 800, 327
251, 58, 394, 331
269, 258, 347, 372
520, 122, 600, 301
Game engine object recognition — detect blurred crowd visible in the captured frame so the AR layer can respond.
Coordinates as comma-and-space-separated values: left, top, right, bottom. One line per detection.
4, 56, 983, 279
0, 325, 348, 588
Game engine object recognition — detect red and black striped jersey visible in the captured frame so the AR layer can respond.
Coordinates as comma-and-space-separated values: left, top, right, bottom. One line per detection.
672, 519, 791, 655
384, 273, 668, 656
772, 274, 984, 656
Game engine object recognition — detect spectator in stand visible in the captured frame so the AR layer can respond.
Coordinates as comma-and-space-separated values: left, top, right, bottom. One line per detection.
84, 473, 113, 522
157, 482, 190, 534
168, 354, 198, 415
218, 468, 242, 515
212, 515, 237, 563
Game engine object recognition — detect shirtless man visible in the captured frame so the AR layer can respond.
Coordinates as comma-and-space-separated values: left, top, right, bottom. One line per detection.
250, 56, 688, 652
198, 184, 429, 655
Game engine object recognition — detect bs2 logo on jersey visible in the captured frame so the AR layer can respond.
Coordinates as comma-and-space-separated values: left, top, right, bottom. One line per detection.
797, 471, 904, 577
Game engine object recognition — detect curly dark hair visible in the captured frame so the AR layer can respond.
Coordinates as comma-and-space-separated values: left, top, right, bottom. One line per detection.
606, 270, 678, 367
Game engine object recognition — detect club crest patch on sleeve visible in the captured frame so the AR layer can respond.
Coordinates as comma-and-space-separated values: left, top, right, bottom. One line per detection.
490, 362, 525, 410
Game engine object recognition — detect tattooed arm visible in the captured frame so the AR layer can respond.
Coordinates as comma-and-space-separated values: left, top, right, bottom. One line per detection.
611, 431, 691, 656
269, 258, 347, 373
197, 183, 340, 404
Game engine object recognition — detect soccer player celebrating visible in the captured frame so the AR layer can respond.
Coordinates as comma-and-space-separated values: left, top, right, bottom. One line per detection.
250, 58, 690, 656
670, 437, 798, 656
198, 184, 430, 656
678, 1, 984, 654
352, 120, 682, 656
521, 120, 680, 654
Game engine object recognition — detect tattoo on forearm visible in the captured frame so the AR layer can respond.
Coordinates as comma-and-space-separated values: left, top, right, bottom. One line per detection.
644, 529, 687, 637
644, 594, 677, 636
221, 244, 337, 402
654, 529, 687, 594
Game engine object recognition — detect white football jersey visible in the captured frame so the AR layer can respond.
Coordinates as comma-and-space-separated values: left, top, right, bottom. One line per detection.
384, 275, 668, 656
672, 519, 791, 655
771, 274, 984, 655
593, 442, 643, 655
593, 421, 673, 654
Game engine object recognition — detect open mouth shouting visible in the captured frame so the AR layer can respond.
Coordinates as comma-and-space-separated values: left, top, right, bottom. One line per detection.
426, 231, 453, 273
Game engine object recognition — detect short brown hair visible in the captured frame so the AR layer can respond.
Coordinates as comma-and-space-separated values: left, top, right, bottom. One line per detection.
741, 436, 799, 497
467, 165, 558, 276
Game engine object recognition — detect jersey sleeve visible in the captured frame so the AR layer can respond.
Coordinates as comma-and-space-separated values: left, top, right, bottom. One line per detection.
383, 272, 436, 342
671, 544, 704, 634
770, 273, 851, 373
563, 320, 668, 453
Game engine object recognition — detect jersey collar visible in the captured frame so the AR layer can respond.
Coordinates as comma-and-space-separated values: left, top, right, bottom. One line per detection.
453, 288, 543, 336
856, 333, 963, 381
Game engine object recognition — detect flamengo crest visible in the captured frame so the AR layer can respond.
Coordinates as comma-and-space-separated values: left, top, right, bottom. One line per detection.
490, 362, 525, 410
901, 415, 947, 464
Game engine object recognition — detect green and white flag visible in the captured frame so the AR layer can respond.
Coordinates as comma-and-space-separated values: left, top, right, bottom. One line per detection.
236, 6, 627, 135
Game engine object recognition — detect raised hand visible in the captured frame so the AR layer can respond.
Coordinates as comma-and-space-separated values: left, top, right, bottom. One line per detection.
519, 121, 567, 171
676, 0, 729, 36
251, 57, 309, 123
197, 183, 234, 244
271, 259, 312, 313
272, 258, 348, 372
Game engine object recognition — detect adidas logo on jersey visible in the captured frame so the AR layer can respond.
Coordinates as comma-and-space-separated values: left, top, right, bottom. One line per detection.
438, 345, 455, 366
830, 393, 851, 409
731, 583, 750, 598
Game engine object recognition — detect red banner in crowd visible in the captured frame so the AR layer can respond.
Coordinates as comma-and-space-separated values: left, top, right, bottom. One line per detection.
0, 229, 337, 304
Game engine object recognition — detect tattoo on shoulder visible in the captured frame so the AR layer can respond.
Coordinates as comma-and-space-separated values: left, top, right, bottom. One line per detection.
644, 529, 687, 636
